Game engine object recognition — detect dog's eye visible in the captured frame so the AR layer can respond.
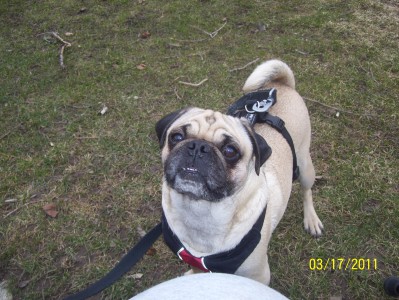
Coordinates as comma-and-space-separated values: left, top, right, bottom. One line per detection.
222, 145, 240, 161
170, 132, 184, 144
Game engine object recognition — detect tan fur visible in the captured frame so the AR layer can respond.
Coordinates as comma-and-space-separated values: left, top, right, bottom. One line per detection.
160, 60, 323, 285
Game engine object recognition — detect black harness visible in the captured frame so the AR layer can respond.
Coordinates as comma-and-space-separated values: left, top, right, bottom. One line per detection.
227, 88, 300, 181
64, 89, 299, 299
162, 89, 299, 274
162, 207, 266, 274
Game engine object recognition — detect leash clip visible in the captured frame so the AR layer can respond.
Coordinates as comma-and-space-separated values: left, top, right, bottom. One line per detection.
251, 88, 276, 113
252, 98, 273, 112
245, 104, 255, 113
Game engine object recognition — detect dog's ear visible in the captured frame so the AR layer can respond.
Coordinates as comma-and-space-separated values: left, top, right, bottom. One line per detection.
155, 108, 189, 148
242, 123, 272, 176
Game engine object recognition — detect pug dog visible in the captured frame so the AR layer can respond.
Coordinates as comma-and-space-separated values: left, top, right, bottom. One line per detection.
155, 59, 324, 285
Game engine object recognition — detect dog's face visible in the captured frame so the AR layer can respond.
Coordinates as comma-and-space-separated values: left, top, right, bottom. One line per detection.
156, 108, 271, 202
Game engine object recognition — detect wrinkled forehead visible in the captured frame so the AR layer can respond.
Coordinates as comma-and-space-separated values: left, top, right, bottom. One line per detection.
171, 108, 249, 144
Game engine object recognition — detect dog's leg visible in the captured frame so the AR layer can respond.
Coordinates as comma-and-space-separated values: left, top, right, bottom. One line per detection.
184, 267, 204, 276
257, 257, 270, 285
236, 248, 271, 285
299, 154, 324, 237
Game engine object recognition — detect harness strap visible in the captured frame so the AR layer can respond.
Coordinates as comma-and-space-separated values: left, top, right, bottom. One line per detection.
63, 89, 298, 299
259, 114, 300, 181
227, 89, 300, 181
63, 223, 162, 300
162, 206, 267, 274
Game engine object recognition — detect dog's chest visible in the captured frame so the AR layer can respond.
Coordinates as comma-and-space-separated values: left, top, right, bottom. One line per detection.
164, 197, 244, 256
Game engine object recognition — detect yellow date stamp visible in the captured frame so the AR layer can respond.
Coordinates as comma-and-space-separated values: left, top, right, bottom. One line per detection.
309, 258, 378, 271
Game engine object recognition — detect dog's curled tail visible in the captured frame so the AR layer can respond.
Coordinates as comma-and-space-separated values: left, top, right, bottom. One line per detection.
243, 59, 295, 93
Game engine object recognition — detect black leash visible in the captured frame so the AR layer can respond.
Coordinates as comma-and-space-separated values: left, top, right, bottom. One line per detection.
64, 222, 162, 300
64, 88, 298, 299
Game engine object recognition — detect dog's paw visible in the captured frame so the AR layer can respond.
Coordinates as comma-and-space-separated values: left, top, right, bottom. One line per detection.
184, 267, 204, 276
304, 212, 324, 237
184, 269, 195, 276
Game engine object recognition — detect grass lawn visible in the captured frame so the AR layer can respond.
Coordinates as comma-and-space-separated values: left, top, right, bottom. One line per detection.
1, 0, 398, 299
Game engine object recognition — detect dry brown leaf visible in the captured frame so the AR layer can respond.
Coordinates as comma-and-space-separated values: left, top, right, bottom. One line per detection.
146, 247, 157, 256
139, 31, 151, 39
43, 203, 58, 218
18, 280, 30, 289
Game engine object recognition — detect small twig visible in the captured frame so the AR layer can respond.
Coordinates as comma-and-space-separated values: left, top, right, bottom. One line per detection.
358, 61, 379, 84
187, 52, 206, 60
66, 104, 93, 109
4, 199, 44, 219
4, 206, 22, 218
191, 21, 227, 39
5, 199, 18, 203
38, 31, 71, 46
59, 44, 67, 69
0, 130, 12, 140
209, 21, 227, 38
295, 49, 308, 55
174, 87, 182, 100
0, 123, 22, 140
75, 136, 99, 139
174, 38, 208, 43
179, 78, 208, 87
229, 58, 260, 72
304, 97, 376, 117
38, 31, 71, 69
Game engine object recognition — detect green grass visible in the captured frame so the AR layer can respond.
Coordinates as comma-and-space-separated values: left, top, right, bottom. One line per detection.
1, 0, 398, 299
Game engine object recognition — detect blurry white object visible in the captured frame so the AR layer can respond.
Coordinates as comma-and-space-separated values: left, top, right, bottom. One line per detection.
131, 273, 289, 300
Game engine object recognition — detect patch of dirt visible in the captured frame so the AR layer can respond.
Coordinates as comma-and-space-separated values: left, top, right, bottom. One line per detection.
361, 198, 381, 213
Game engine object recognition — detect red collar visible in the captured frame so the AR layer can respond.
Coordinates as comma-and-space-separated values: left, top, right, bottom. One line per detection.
162, 206, 267, 274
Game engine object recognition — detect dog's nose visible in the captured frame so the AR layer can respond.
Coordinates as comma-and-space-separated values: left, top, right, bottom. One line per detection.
187, 140, 211, 158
